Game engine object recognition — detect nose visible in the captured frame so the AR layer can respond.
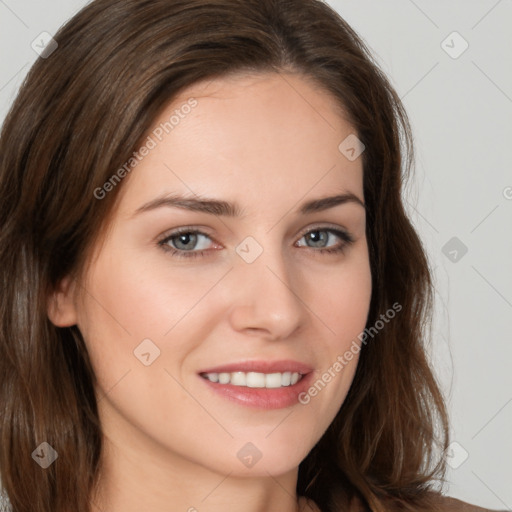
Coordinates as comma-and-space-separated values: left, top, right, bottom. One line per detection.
227, 244, 307, 341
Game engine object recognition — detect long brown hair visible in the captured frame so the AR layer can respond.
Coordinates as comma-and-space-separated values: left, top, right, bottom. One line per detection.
0, 1, 450, 511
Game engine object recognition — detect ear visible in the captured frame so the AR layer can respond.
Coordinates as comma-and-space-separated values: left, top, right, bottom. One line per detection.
47, 275, 78, 327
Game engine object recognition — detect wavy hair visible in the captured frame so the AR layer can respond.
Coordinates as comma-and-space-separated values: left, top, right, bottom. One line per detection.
0, 0, 449, 510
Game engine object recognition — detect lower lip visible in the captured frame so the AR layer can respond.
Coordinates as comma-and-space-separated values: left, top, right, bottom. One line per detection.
199, 372, 314, 410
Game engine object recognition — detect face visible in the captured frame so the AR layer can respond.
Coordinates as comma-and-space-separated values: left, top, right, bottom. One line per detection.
50, 71, 372, 479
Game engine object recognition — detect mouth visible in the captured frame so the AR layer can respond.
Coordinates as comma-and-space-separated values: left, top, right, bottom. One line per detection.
197, 360, 314, 409
199, 370, 305, 388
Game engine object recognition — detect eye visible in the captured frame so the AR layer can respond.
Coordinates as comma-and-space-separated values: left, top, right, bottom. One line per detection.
296, 227, 354, 255
157, 228, 216, 259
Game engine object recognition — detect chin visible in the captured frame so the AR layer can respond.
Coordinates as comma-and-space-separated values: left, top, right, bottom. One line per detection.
216, 431, 314, 477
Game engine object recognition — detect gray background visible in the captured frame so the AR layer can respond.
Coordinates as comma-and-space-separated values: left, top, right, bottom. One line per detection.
0, 0, 511, 510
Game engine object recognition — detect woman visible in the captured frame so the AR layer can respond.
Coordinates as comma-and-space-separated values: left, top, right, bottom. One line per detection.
0, 1, 504, 511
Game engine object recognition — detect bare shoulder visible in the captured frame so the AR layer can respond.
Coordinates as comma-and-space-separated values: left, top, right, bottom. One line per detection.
434, 495, 509, 512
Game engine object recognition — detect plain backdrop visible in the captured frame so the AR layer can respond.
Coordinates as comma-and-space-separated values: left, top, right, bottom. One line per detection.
0, 1, 511, 510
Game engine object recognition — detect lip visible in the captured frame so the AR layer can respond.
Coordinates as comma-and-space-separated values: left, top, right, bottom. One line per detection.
198, 360, 315, 410
198, 359, 313, 375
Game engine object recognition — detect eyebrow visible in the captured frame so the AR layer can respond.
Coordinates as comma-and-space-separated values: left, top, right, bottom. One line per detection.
132, 191, 365, 218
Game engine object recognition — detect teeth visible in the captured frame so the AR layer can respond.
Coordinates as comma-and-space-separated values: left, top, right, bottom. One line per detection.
281, 371, 292, 386
202, 370, 303, 388
230, 372, 246, 386
218, 372, 230, 384
264, 372, 283, 388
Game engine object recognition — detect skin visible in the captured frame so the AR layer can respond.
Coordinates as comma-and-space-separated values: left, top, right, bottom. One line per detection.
48, 71, 372, 512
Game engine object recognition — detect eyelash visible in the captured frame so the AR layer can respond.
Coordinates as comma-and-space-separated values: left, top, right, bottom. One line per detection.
157, 226, 355, 260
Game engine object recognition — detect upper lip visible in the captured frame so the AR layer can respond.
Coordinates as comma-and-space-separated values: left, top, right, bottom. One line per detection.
198, 359, 313, 375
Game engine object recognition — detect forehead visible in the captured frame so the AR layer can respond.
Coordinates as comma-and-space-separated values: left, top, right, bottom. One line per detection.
116, 71, 363, 215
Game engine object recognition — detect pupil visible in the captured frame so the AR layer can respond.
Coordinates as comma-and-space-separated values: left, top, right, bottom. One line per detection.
309, 231, 326, 247
176, 233, 196, 250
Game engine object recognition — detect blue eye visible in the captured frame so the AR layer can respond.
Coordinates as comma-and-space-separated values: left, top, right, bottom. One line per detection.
296, 228, 354, 253
157, 227, 354, 259
157, 229, 215, 259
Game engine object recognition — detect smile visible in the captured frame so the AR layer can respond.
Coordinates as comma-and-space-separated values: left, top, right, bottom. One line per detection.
200, 371, 304, 388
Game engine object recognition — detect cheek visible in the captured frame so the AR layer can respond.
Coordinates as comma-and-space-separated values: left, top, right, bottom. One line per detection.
74, 249, 232, 391
314, 250, 372, 342
306, 248, 372, 403
296, 245, 372, 388
78, 244, 226, 337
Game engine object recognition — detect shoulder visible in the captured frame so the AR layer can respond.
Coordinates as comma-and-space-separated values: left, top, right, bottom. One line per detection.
432, 494, 508, 512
